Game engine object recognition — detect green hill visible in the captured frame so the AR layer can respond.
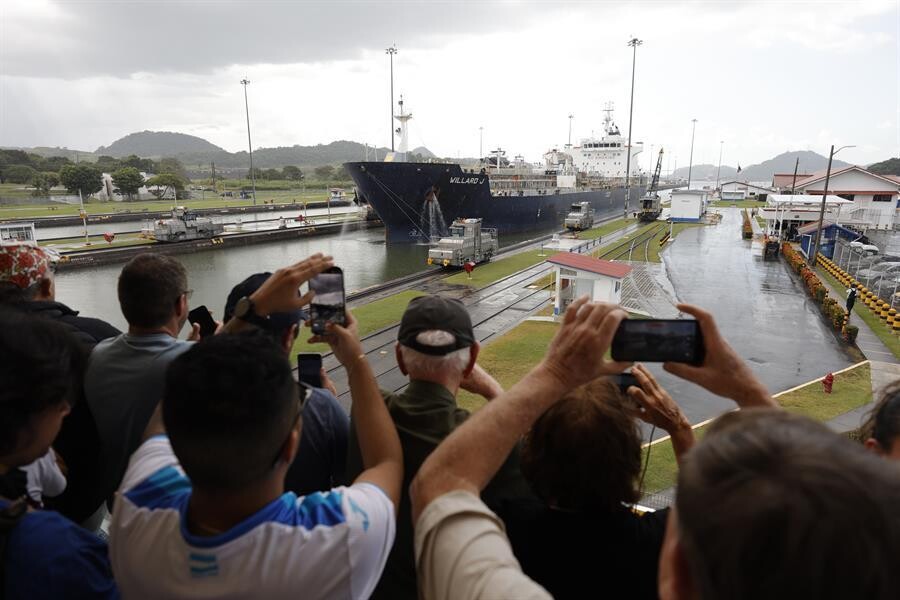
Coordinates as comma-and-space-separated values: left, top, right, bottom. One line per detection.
96, 131, 226, 157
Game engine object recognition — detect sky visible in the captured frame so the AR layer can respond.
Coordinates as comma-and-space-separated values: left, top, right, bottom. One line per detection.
1, 0, 898, 171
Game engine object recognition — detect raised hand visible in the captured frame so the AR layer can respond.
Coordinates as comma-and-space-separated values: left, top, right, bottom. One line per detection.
627, 363, 690, 434
250, 253, 334, 316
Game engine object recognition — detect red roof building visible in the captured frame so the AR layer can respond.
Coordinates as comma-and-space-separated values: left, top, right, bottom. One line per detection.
546, 253, 633, 315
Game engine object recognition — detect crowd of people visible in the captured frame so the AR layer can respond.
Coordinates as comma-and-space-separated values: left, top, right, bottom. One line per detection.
1, 242, 899, 599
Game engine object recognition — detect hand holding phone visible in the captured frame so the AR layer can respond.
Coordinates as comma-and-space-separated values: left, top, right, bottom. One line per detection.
309, 266, 346, 335
188, 305, 218, 338
611, 319, 704, 364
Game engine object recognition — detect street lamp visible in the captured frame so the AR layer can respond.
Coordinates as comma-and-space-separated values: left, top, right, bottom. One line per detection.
686, 119, 698, 190
810, 144, 856, 265
240, 78, 257, 206
567, 114, 574, 147
624, 37, 642, 219
715, 140, 724, 192
386, 45, 398, 152
479, 126, 484, 161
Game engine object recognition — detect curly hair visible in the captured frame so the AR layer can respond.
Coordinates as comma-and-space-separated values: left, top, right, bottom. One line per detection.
520, 378, 642, 512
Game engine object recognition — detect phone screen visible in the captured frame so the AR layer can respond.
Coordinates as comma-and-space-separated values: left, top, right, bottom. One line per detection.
188, 305, 217, 338
297, 353, 323, 388
611, 319, 704, 364
309, 267, 346, 335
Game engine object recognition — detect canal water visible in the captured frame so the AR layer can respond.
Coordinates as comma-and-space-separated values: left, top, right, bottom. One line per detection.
53, 223, 541, 332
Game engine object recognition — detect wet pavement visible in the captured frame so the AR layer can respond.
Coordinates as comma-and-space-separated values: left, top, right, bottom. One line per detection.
643, 207, 856, 427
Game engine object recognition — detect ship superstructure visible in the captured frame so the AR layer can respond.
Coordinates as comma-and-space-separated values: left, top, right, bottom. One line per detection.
566, 103, 643, 179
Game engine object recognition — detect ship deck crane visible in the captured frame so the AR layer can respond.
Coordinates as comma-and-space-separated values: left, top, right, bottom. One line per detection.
638, 149, 664, 222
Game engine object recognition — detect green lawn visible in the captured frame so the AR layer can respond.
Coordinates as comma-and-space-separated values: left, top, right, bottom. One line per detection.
291, 289, 426, 355
577, 217, 635, 240
710, 200, 767, 208
640, 361, 872, 493
816, 267, 900, 360
456, 320, 560, 412
444, 249, 550, 288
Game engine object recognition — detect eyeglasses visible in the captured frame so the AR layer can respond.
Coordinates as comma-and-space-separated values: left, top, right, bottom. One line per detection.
182, 289, 194, 300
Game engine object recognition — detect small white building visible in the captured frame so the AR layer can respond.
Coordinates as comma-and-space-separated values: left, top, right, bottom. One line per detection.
759, 194, 852, 238
547, 252, 632, 315
670, 189, 709, 222
719, 181, 776, 201
791, 166, 900, 231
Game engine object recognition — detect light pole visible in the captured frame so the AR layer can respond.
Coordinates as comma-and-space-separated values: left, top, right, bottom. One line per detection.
386, 45, 398, 152
240, 78, 257, 206
567, 114, 574, 147
479, 126, 483, 162
715, 140, 724, 192
686, 118, 697, 190
624, 37, 642, 219
810, 144, 855, 265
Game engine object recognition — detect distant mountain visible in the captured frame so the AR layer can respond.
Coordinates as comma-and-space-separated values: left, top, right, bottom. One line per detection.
412, 146, 436, 159
96, 131, 226, 158
671, 163, 737, 180
868, 157, 900, 176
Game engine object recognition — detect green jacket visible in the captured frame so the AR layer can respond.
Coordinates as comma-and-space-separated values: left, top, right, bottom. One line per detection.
345, 380, 534, 600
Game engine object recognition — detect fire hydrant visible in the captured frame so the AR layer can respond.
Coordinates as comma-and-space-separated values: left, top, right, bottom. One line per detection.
822, 373, 834, 394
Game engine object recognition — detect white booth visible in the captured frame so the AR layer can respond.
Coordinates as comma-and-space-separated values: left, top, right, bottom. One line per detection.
547, 252, 633, 315
670, 189, 709, 222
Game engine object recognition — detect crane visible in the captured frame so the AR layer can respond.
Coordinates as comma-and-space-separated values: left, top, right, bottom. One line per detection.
638, 149, 664, 222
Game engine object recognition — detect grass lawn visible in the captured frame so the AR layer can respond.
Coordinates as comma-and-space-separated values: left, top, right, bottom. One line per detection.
444, 249, 550, 288
291, 289, 426, 355
0, 191, 332, 220
710, 200, 767, 208
577, 217, 635, 240
640, 361, 872, 493
456, 320, 561, 412
816, 267, 900, 360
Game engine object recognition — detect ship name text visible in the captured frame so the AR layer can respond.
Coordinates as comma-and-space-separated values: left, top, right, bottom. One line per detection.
449, 177, 485, 185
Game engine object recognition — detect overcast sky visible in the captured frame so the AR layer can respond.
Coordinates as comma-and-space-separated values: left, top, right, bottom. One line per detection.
1, 0, 898, 169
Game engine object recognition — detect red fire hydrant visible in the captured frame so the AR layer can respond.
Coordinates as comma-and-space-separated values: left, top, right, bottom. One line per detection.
822, 373, 834, 394
464, 261, 475, 279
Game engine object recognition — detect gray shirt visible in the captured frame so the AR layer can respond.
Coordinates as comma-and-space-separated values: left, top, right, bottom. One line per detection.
84, 333, 192, 505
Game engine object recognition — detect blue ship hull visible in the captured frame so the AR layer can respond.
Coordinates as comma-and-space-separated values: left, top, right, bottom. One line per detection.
345, 161, 644, 243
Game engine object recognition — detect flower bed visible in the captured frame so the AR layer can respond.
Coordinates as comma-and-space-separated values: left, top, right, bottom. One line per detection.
782, 243, 856, 343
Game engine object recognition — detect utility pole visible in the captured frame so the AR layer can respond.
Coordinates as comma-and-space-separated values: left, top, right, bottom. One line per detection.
567, 114, 574, 147
790, 157, 800, 194
811, 144, 855, 265
386, 45, 398, 152
240, 78, 257, 205
686, 118, 698, 190
715, 140, 724, 191
624, 37, 642, 219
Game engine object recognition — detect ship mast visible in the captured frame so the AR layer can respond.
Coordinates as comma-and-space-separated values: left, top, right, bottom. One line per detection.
393, 95, 413, 162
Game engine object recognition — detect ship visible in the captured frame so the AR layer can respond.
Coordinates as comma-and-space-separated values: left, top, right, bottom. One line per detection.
345, 100, 646, 244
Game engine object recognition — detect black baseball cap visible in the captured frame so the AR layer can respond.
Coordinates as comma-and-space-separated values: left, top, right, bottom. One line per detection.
224, 272, 308, 333
398, 295, 475, 356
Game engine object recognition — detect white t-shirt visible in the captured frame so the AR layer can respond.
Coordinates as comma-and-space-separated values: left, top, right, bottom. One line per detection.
109, 436, 395, 600
22, 448, 67, 504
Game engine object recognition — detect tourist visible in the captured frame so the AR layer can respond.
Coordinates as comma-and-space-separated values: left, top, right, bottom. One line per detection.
847, 285, 857, 314
662, 409, 900, 600
344, 294, 532, 599
862, 384, 900, 461
223, 271, 349, 495
498, 363, 694, 600
409, 298, 777, 600
84, 253, 197, 514
19, 448, 67, 508
0, 242, 121, 526
0, 310, 118, 599
109, 254, 403, 598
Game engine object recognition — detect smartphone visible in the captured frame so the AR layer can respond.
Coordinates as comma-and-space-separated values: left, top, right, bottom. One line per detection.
609, 373, 639, 394
188, 305, 218, 338
297, 352, 323, 388
611, 319, 704, 364
309, 266, 346, 335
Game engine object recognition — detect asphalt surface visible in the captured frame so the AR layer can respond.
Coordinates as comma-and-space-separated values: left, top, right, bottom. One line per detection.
642, 207, 856, 428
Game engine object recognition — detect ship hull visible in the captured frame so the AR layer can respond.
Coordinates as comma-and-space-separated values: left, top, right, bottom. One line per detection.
345, 162, 644, 243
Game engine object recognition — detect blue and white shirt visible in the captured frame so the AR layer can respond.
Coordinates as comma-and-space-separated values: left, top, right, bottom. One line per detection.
109, 436, 395, 599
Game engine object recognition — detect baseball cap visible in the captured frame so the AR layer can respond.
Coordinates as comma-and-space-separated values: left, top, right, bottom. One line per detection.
398, 295, 475, 356
0, 243, 60, 289
224, 272, 308, 333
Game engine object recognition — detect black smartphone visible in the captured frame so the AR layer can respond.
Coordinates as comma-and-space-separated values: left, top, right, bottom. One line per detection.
611, 319, 704, 364
297, 352, 323, 388
609, 373, 639, 394
309, 266, 346, 335
188, 305, 217, 338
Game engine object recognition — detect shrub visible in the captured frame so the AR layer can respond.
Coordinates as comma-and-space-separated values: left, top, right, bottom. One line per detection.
814, 286, 827, 303
845, 325, 859, 344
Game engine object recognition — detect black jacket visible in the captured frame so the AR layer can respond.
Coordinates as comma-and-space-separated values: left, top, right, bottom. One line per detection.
12, 300, 120, 524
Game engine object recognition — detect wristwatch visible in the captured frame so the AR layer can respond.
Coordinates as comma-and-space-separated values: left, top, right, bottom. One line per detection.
233, 296, 269, 329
